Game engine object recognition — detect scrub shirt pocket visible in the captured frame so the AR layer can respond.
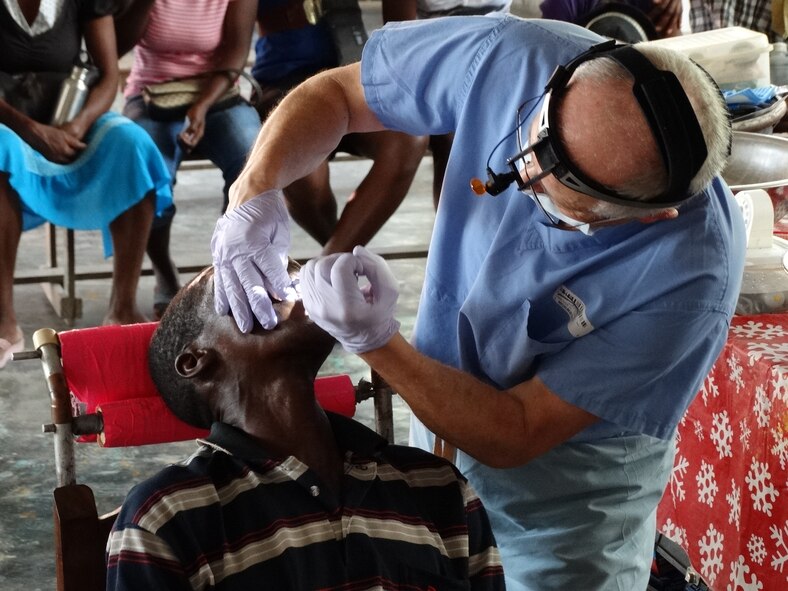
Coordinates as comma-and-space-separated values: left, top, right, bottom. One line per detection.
460, 297, 566, 386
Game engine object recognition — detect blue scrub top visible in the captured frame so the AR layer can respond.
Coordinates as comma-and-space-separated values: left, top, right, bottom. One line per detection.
361, 15, 746, 590
362, 15, 745, 441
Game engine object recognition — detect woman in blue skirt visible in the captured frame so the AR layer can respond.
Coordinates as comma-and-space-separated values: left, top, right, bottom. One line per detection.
0, 0, 173, 368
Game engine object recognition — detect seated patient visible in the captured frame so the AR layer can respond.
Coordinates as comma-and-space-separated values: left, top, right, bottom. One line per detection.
0, 0, 172, 368
106, 264, 505, 590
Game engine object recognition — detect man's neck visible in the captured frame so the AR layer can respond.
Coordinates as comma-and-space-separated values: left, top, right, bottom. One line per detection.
224, 375, 345, 494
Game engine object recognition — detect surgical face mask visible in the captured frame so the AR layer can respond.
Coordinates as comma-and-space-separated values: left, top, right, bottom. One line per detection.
530, 192, 597, 236
517, 135, 607, 236
516, 149, 595, 236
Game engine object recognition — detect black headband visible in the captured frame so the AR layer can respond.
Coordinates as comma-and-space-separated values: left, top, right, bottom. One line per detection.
529, 40, 710, 207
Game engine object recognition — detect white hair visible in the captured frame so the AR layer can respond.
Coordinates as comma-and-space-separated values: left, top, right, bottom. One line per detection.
564, 44, 731, 217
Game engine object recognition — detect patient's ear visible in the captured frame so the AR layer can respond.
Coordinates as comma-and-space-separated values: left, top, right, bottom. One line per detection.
175, 346, 217, 379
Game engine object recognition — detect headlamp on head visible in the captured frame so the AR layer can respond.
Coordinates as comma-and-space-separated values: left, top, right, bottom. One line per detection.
476, 39, 711, 208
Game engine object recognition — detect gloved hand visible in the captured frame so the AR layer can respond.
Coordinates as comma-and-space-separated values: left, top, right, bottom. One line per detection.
300, 245, 401, 353
211, 190, 295, 332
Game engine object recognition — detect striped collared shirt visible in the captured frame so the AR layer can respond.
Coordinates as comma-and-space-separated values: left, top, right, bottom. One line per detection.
106, 414, 505, 590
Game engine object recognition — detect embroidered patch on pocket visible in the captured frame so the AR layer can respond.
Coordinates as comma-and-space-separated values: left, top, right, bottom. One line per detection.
553, 285, 594, 337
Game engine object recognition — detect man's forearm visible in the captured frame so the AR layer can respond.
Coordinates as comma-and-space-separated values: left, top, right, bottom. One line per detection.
361, 333, 598, 467
230, 80, 343, 207
361, 334, 532, 467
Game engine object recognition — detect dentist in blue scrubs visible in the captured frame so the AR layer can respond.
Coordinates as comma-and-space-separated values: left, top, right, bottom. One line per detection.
210, 14, 745, 590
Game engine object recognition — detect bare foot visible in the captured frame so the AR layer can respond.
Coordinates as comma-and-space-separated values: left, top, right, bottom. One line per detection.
0, 326, 24, 369
0, 323, 22, 342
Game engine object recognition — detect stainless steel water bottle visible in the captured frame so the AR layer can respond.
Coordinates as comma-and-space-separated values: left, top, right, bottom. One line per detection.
51, 65, 91, 125
770, 42, 788, 86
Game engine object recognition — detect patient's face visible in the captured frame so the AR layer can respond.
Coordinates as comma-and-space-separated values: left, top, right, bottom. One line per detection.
192, 267, 335, 359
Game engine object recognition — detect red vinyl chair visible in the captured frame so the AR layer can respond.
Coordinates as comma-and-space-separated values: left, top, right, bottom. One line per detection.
14, 322, 395, 591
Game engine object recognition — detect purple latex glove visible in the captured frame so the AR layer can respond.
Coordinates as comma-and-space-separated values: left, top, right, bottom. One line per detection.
300, 245, 401, 354
211, 190, 295, 332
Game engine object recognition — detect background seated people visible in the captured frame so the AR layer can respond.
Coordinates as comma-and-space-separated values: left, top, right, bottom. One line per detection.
115, 0, 261, 319
0, 0, 173, 368
539, 0, 683, 39
106, 264, 505, 590
253, 0, 428, 253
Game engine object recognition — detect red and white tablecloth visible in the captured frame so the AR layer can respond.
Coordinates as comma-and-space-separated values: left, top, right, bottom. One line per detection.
657, 313, 788, 591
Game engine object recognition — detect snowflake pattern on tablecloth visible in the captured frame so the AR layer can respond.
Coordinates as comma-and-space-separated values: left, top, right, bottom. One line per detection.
712, 411, 734, 459
727, 353, 746, 393
747, 535, 766, 565
745, 458, 779, 516
771, 521, 788, 574
697, 460, 719, 507
753, 384, 772, 429
747, 342, 788, 366
731, 321, 785, 341
660, 316, 788, 591
661, 518, 688, 549
772, 428, 788, 471
701, 374, 720, 406
727, 555, 763, 591
770, 367, 788, 405
727, 480, 741, 530
694, 419, 705, 441
740, 420, 752, 451
700, 524, 725, 586
670, 453, 689, 505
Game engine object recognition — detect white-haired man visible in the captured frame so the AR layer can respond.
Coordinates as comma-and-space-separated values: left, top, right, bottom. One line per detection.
211, 15, 745, 590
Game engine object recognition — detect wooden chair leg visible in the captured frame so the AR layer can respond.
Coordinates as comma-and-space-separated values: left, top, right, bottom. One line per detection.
53, 484, 110, 591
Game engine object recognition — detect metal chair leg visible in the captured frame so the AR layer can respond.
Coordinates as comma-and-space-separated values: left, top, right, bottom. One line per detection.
371, 370, 395, 444
61, 229, 81, 325
39, 227, 82, 325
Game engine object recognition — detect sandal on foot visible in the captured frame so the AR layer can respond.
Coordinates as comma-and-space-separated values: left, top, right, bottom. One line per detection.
0, 328, 24, 370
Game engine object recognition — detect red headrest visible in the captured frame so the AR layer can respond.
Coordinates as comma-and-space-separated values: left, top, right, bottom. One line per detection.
58, 323, 356, 446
